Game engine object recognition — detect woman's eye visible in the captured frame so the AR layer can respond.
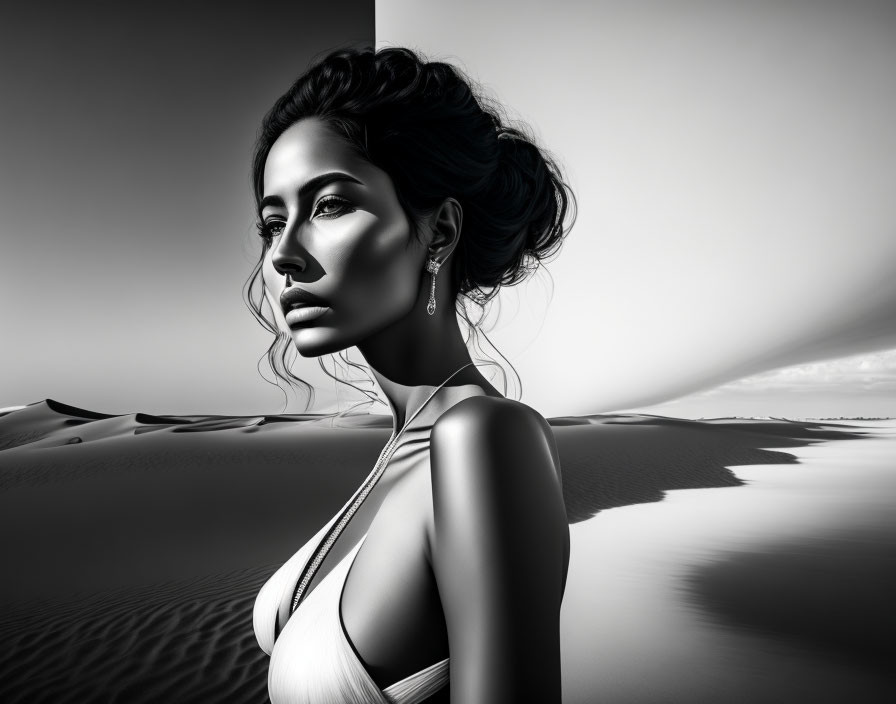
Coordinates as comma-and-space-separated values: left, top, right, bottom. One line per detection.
259, 220, 285, 238
313, 196, 355, 219
257, 197, 354, 238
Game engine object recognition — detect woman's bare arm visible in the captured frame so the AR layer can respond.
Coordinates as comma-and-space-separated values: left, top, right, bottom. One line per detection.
429, 396, 569, 704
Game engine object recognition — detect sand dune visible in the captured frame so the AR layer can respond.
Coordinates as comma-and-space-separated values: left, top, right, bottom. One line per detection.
2, 564, 272, 704
0, 400, 891, 702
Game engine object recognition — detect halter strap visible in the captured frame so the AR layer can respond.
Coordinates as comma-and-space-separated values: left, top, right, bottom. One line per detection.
275, 362, 476, 639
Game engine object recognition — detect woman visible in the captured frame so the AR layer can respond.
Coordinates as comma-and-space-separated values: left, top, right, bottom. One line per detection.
251, 46, 575, 704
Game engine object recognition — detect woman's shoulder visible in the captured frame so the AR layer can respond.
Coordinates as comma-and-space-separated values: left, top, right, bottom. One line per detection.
427, 392, 570, 596
430, 394, 560, 490
433, 395, 556, 465
434, 393, 548, 436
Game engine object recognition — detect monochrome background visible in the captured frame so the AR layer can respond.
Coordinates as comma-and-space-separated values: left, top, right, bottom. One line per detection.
2, 0, 894, 419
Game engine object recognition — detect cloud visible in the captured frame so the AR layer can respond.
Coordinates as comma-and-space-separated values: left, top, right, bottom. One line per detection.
688, 348, 896, 398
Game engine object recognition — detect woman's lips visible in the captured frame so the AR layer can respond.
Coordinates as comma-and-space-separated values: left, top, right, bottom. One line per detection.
284, 305, 329, 326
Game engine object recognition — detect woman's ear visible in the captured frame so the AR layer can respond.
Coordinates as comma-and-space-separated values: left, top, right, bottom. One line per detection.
427, 198, 463, 260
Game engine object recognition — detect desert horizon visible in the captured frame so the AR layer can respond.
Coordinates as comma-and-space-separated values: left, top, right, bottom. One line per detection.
1, 399, 893, 702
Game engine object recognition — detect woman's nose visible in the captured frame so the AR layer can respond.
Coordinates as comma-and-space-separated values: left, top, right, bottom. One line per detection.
270, 233, 308, 279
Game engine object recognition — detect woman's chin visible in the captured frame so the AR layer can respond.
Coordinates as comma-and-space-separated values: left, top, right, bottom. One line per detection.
287, 328, 347, 358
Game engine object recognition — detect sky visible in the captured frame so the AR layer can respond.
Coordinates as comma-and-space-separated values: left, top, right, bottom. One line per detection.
631, 347, 896, 419
0, 1, 373, 416
1, 0, 894, 419
377, 0, 896, 419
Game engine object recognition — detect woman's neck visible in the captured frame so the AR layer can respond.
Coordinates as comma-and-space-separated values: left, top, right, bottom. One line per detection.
368, 361, 487, 431
357, 294, 504, 428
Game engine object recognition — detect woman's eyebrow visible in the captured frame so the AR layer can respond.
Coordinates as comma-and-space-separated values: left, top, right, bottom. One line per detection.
259, 171, 364, 215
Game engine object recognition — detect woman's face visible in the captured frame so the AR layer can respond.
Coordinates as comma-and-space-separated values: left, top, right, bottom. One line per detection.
260, 117, 427, 357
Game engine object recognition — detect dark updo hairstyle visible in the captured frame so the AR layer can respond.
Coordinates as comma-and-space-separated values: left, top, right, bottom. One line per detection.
243, 44, 577, 413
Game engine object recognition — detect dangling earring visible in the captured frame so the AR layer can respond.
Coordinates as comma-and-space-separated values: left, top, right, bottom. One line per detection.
425, 257, 442, 316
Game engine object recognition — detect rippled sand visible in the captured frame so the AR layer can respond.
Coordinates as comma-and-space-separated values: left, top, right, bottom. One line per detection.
0, 400, 892, 702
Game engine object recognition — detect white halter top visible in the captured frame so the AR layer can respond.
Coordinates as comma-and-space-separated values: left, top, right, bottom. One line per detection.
254, 380, 488, 703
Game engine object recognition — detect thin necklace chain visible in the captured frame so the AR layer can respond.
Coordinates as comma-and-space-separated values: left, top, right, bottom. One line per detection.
287, 361, 476, 617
